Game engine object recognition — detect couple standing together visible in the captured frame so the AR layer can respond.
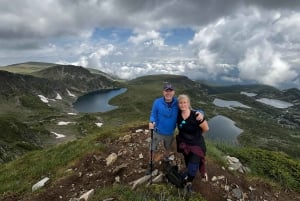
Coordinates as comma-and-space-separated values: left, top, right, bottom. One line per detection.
148, 82, 209, 191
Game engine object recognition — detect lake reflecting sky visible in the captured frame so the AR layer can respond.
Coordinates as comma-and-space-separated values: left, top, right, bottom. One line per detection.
73, 88, 127, 113
256, 98, 293, 109
240, 91, 257, 97
213, 98, 251, 109
206, 115, 243, 145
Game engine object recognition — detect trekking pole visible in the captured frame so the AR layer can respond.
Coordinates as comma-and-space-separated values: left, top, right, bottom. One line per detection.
150, 129, 154, 185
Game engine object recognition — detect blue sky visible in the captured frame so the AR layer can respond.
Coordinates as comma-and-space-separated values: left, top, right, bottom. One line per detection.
0, 0, 300, 89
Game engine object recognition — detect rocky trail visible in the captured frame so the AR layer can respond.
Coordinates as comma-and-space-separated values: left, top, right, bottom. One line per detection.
3, 127, 300, 201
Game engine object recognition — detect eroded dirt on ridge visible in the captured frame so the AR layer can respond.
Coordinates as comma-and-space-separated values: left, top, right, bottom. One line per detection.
2, 126, 300, 201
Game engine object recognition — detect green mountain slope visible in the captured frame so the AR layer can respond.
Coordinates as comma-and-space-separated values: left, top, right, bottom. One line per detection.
33, 65, 120, 93
0, 64, 122, 163
0, 68, 299, 200
0, 61, 56, 74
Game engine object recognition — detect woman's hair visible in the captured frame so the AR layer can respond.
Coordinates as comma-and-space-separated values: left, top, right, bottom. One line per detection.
178, 94, 192, 109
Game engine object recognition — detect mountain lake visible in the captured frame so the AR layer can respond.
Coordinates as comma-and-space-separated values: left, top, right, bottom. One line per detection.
206, 115, 243, 145
73, 88, 127, 113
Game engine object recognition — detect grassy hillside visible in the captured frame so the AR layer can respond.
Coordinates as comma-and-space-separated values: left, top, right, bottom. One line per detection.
0, 62, 55, 74
0, 71, 299, 200
0, 64, 122, 163
0, 122, 299, 200
104, 74, 208, 124
0, 70, 299, 158
103, 74, 300, 158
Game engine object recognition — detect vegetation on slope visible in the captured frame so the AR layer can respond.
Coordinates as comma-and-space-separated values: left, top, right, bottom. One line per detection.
0, 65, 299, 200
217, 145, 300, 190
0, 123, 299, 200
0, 116, 46, 163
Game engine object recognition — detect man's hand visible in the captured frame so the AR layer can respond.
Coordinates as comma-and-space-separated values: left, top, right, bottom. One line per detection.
149, 122, 155, 130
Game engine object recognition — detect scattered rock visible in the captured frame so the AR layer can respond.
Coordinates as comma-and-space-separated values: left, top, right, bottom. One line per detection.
79, 189, 94, 201
112, 163, 128, 174
93, 154, 102, 161
225, 155, 250, 173
129, 169, 158, 189
102, 198, 115, 201
8, 127, 298, 201
106, 153, 117, 166
152, 173, 164, 183
115, 176, 120, 183
32, 177, 50, 192
232, 187, 243, 199
120, 135, 132, 143
211, 175, 225, 181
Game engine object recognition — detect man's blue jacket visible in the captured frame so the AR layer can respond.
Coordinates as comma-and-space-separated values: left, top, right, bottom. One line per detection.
149, 97, 178, 135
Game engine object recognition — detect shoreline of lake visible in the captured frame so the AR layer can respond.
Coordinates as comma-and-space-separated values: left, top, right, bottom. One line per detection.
73, 88, 127, 113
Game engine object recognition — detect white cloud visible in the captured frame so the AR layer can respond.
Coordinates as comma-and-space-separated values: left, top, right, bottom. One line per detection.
197, 49, 217, 70
129, 30, 160, 44
238, 41, 297, 87
128, 30, 166, 49
1, 1, 300, 89
190, 7, 300, 87
72, 44, 115, 68
189, 18, 224, 47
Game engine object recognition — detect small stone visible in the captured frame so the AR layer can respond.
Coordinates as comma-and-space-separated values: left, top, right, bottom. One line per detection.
79, 189, 94, 201
106, 153, 118, 166
103, 198, 115, 201
115, 176, 120, 183
217, 175, 225, 180
32, 177, 50, 192
211, 176, 217, 181
232, 188, 243, 199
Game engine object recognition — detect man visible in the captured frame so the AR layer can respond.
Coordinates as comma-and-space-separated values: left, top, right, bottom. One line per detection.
147, 82, 203, 174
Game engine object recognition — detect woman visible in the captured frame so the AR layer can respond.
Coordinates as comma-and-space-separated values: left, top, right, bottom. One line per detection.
176, 94, 209, 192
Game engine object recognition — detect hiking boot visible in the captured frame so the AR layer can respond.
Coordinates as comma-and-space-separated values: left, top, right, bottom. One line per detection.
201, 172, 208, 182
145, 163, 153, 175
184, 182, 195, 194
180, 171, 188, 181
163, 156, 170, 162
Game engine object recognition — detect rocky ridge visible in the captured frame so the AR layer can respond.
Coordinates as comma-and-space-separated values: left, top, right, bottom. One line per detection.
4, 127, 299, 201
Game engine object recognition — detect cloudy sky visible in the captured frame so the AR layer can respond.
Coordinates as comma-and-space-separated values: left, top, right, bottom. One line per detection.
1, 0, 300, 89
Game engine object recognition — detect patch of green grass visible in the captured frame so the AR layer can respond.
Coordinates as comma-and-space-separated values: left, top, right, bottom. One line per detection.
206, 140, 227, 166
0, 62, 54, 74
19, 95, 52, 111
91, 184, 206, 201
0, 115, 51, 162
75, 113, 101, 135
216, 144, 300, 191
0, 132, 106, 194
0, 66, 44, 74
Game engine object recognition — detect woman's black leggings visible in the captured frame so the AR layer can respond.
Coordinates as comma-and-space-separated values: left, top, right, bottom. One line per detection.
183, 152, 201, 182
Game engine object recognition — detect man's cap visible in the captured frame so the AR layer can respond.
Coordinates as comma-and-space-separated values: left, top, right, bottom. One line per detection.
163, 82, 174, 91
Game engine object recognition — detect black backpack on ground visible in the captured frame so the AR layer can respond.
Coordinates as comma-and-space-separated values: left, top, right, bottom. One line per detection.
163, 160, 185, 188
